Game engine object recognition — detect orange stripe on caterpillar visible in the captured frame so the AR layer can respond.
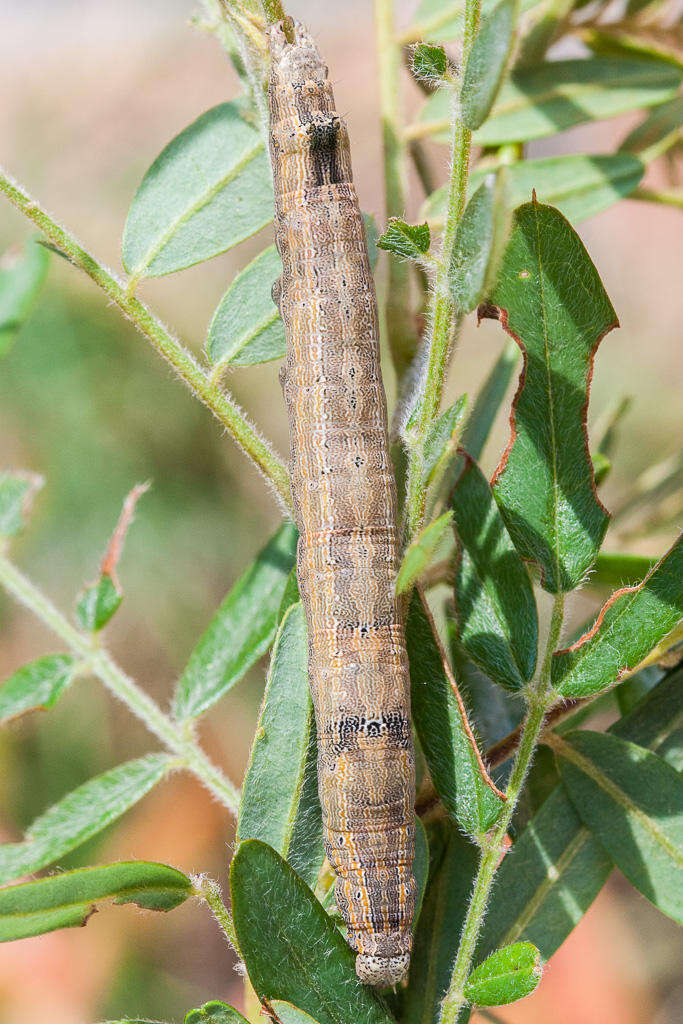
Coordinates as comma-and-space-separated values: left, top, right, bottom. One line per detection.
268, 19, 416, 987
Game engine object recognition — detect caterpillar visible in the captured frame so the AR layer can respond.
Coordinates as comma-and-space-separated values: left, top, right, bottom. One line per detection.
268, 20, 416, 987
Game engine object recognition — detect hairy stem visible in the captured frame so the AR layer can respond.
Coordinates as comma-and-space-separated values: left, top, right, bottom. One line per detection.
374, 0, 418, 379
440, 594, 565, 1024
0, 554, 241, 813
405, 0, 481, 535
194, 875, 241, 952
0, 169, 293, 513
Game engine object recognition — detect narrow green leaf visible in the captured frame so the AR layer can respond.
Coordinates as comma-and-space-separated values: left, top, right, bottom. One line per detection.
423, 395, 468, 490
377, 218, 431, 260
0, 754, 171, 884
555, 730, 683, 923
611, 666, 683, 772
417, 59, 681, 145
460, 341, 518, 462
76, 574, 122, 632
231, 841, 393, 1024
0, 861, 191, 941
407, 591, 504, 835
552, 536, 682, 698
589, 551, 657, 590
0, 654, 77, 725
449, 173, 510, 313
238, 602, 323, 889
0, 470, 43, 538
412, 43, 449, 85
487, 200, 614, 593
403, 822, 480, 1024
173, 522, 298, 721
410, 0, 540, 44
413, 816, 430, 927
620, 96, 683, 159
207, 246, 285, 367
271, 1003, 322, 1024
451, 454, 537, 691
424, 154, 645, 229
0, 238, 49, 357
122, 102, 272, 279
465, 941, 542, 1007
184, 1001, 249, 1024
461, 0, 516, 131
396, 512, 453, 595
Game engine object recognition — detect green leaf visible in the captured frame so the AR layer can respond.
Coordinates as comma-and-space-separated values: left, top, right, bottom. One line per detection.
591, 451, 611, 486
0, 654, 77, 725
611, 667, 683, 772
403, 822, 480, 1024
397, 512, 453, 595
0, 860, 191, 941
465, 941, 542, 1007
451, 454, 537, 691
554, 730, 683, 923
552, 537, 683, 698
460, 341, 518, 462
238, 602, 323, 889
620, 96, 683, 160
207, 246, 285, 367
0, 470, 43, 538
0, 238, 49, 357
413, 816, 430, 927
231, 840, 392, 1024
173, 522, 298, 721
461, 0, 516, 131
412, 43, 449, 85
589, 551, 657, 590
407, 590, 504, 835
410, 0, 540, 44
76, 573, 122, 632
122, 102, 272, 280
0, 754, 171, 884
487, 200, 614, 593
423, 395, 468, 488
184, 1001, 249, 1024
423, 154, 645, 229
377, 218, 431, 260
271, 1003, 323, 1024
416, 59, 681, 145
449, 172, 510, 313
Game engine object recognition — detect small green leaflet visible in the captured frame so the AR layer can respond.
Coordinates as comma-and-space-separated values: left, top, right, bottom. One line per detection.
464, 942, 542, 1007
487, 200, 614, 593
413, 816, 430, 928
0, 754, 171, 884
0, 470, 43, 538
0, 654, 78, 725
0, 861, 191, 942
423, 154, 645, 230
411, 43, 448, 85
552, 536, 682, 698
237, 602, 324, 889
415, 58, 682, 145
208, 246, 284, 367
422, 395, 468, 487
271, 1004, 322, 1024
184, 1001, 249, 1024
554, 730, 683, 923
461, 0, 516, 131
230, 841, 393, 1024
451, 455, 538, 691
122, 101, 272, 280
0, 238, 49, 358
449, 173, 510, 313
396, 512, 453, 595
377, 219, 431, 260
407, 590, 505, 836
173, 522, 298, 721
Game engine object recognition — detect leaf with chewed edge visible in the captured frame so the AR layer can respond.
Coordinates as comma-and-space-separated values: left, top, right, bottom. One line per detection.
0, 861, 191, 942
486, 199, 614, 593
552, 536, 682, 698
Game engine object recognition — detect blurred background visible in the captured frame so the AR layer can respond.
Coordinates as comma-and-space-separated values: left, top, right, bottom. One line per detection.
0, 1, 681, 1022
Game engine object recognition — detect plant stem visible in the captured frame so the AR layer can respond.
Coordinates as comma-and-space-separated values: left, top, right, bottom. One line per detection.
194, 875, 241, 952
0, 169, 293, 514
374, 0, 417, 379
0, 554, 241, 814
633, 187, 683, 209
405, 0, 480, 536
439, 593, 565, 1024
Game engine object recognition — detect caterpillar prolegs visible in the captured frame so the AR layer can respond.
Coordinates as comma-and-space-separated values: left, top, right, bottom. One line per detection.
268, 21, 416, 987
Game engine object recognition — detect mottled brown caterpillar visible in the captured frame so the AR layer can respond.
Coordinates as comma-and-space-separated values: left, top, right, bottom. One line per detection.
268, 20, 416, 987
